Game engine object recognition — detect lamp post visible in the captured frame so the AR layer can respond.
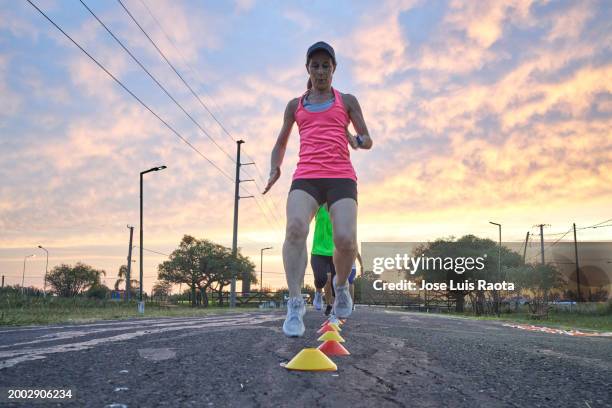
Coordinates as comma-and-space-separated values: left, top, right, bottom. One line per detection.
260, 247, 272, 292
37, 245, 49, 297
489, 222, 502, 278
22, 254, 35, 294
140, 165, 167, 309
489, 221, 502, 316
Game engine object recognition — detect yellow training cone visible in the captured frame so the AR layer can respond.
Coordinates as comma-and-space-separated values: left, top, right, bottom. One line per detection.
318, 331, 345, 343
282, 348, 337, 371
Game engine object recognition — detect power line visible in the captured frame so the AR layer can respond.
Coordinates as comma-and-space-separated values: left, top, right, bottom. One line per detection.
39, 0, 284, 244
133, 0, 273, 191
526, 226, 571, 263
579, 221, 612, 230
132, 246, 170, 257
585, 218, 612, 228
79, 0, 235, 170
525, 217, 612, 264
112, 0, 235, 164
26, 0, 234, 182
123, 0, 284, 230
135, 0, 224, 115
239, 184, 284, 238
243, 175, 285, 228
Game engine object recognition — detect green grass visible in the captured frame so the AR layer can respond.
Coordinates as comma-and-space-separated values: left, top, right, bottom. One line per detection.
441, 305, 612, 332
0, 294, 262, 326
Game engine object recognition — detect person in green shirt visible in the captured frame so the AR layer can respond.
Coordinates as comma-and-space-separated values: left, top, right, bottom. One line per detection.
311, 205, 336, 315
311, 205, 363, 314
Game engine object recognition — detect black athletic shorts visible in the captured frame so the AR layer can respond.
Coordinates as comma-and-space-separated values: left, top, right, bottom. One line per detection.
310, 254, 336, 294
289, 178, 357, 207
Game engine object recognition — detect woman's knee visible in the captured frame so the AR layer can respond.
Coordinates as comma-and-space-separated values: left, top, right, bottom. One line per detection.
285, 218, 309, 242
333, 232, 356, 252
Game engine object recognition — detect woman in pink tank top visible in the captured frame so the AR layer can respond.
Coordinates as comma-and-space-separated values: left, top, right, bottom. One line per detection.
263, 41, 373, 338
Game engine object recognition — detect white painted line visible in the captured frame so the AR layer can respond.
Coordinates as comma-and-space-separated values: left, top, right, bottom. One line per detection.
0, 315, 266, 349
0, 314, 282, 369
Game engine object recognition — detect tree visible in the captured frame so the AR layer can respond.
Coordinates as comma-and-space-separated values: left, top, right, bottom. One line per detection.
207, 248, 257, 306
152, 281, 172, 300
517, 263, 565, 314
413, 235, 523, 313
46, 262, 106, 297
158, 235, 257, 307
114, 264, 138, 299
86, 283, 110, 299
114, 264, 139, 291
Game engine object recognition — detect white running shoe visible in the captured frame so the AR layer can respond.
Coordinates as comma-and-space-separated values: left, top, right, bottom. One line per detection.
313, 292, 323, 311
283, 297, 306, 337
333, 275, 353, 319
328, 313, 340, 326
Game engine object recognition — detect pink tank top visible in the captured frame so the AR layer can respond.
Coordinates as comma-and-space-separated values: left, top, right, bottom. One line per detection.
292, 88, 357, 181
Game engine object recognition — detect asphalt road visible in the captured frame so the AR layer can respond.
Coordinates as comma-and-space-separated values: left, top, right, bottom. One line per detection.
0, 307, 610, 408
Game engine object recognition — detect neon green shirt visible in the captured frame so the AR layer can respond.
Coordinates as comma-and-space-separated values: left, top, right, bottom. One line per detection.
312, 206, 334, 256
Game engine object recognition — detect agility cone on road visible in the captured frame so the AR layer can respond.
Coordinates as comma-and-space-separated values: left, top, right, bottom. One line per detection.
328, 323, 342, 332
282, 348, 337, 371
317, 322, 340, 334
318, 340, 350, 356
329, 317, 342, 326
318, 330, 346, 343
320, 321, 339, 329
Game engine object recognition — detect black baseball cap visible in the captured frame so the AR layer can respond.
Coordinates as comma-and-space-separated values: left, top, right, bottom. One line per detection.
306, 41, 336, 66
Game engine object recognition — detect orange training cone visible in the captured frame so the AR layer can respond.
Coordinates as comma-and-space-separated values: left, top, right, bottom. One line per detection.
318, 340, 350, 356
317, 323, 338, 334
318, 331, 345, 343
282, 348, 337, 371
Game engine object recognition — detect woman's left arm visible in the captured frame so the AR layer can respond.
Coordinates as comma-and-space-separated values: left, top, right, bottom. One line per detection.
344, 93, 373, 150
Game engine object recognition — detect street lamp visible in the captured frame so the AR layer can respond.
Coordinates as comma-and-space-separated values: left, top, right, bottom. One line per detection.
489, 222, 502, 278
260, 247, 273, 292
140, 165, 167, 307
37, 245, 49, 297
22, 254, 35, 294
489, 221, 502, 316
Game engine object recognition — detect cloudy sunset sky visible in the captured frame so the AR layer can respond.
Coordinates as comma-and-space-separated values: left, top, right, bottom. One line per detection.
1, 0, 610, 291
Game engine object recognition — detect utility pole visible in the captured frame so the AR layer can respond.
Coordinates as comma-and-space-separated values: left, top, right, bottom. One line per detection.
126, 225, 134, 302
1, 275, 4, 288
22, 254, 34, 295
534, 224, 549, 264
489, 222, 502, 316
573, 223, 581, 302
522, 232, 530, 263
38, 245, 49, 297
230, 140, 254, 307
260, 247, 273, 292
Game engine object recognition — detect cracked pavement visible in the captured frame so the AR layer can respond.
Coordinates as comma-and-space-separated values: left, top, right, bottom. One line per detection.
0, 308, 610, 407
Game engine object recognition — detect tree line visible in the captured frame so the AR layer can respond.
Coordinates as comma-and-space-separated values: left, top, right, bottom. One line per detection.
358, 235, 596, 314
21, 235, 256, 307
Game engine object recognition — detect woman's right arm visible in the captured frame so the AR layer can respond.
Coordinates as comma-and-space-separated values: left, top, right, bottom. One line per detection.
263, 98, 298, 194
